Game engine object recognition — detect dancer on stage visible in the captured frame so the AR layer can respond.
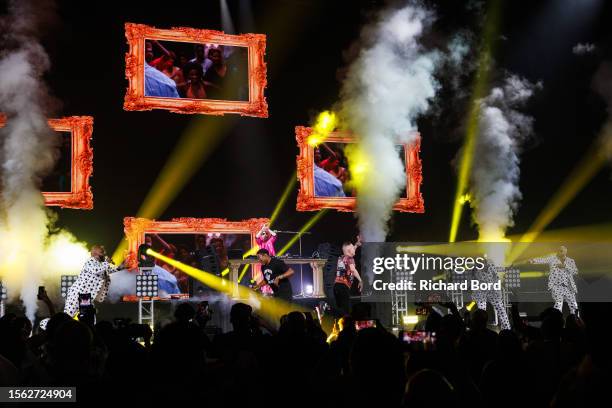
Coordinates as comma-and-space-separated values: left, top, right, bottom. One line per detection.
256, 223, 277, 255
254, 223, 277, 295
253, 249, 294, 301
529, 245, 579, 315
333, 241, 363, 316
472, 259, 511, 330
63, 245, 125, 318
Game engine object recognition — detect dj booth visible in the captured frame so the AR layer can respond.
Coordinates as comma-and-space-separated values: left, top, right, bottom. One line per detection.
227, 258, 328, 299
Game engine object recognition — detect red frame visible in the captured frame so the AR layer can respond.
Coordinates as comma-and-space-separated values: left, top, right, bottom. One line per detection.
124, 22, 268, 117
0, 115, 93, 209
295, 126, 424, 213
123, 217, 270, 268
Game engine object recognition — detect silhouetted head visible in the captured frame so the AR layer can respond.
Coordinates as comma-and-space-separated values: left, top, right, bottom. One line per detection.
403, 369, 455, 407
470, 309, 489, 331
540, 307, 563, 341
174, 303, 196, 323
230, 303, 253, 332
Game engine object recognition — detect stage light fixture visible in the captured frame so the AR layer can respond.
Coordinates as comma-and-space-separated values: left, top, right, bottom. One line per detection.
504, 268, 521, 289
136, 274, 158, 298
60, 275, 78, 298
305, 284, 313, 295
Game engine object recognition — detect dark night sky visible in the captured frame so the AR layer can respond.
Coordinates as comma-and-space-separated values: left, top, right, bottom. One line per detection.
19, 0, 612, 255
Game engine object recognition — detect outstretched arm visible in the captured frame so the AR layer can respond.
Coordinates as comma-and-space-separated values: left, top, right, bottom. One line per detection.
529, 255, 553, 265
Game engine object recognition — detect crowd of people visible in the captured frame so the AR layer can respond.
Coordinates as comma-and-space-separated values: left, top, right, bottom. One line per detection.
144, 40, 248, 101
1, 298, 609, 406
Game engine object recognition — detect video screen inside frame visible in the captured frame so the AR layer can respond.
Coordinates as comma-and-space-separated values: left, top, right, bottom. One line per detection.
142, 232, 252, 294
313, 142, 407, 198
144, 39, 249, 101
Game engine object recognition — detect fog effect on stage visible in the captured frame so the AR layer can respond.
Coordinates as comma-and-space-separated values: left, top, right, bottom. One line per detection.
0, 0, 89, 321
469, 74, 541, 243
339, 3, 443, 243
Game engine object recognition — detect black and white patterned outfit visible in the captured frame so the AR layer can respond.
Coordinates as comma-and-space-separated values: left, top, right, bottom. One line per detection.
472, 261, 511, 330
63, 257, 118, 317
531, 255, 578, 314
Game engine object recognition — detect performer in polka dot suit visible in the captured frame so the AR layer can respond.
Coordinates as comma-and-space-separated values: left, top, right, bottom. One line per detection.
63, 245, 125, 318
529, 246, 578, 315
472, 260, 511, 330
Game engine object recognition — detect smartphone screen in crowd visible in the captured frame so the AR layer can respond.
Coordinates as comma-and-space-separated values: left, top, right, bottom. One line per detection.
402, 330, 436, 346
78, 293, 92, 307
355, 320, 377, 331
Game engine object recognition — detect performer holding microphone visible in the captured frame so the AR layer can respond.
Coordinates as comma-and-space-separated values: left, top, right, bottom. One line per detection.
529, 245, 579, 315
63, 244, 125, 318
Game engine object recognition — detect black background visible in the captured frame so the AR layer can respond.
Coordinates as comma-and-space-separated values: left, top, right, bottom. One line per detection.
9, 0, 612, 256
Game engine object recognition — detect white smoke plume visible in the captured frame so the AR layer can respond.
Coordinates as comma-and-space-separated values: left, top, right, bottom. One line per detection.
339, 3, 443, 242
572, 42, 596, 56
469, 75, 541, 241
0, 0, 88, 320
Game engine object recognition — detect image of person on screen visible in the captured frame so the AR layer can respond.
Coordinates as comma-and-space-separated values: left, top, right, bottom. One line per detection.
145, 40, 155, 64
314, 147, 345, 197
319, 144, 348, 184
209, 236, 229, 272
190, 44, 212, 75
180, 62, 207, 99
153, 52, 184, 88
145, 61, 180, 98
333, 242, 363, 316
203, 48, 233, 100
529, 245, 579, 315
253, 249, 294, 302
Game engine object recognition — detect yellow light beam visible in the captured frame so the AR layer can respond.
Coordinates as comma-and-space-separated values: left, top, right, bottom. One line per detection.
269, 171, 297, 227
449, 0, 503, 243
518, 143, 607, 244
277, 209, 329, 256
112, 117, 231, 263
146, 248, 306, 325
237, 171, 299, 283
508, 141, 608, 263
